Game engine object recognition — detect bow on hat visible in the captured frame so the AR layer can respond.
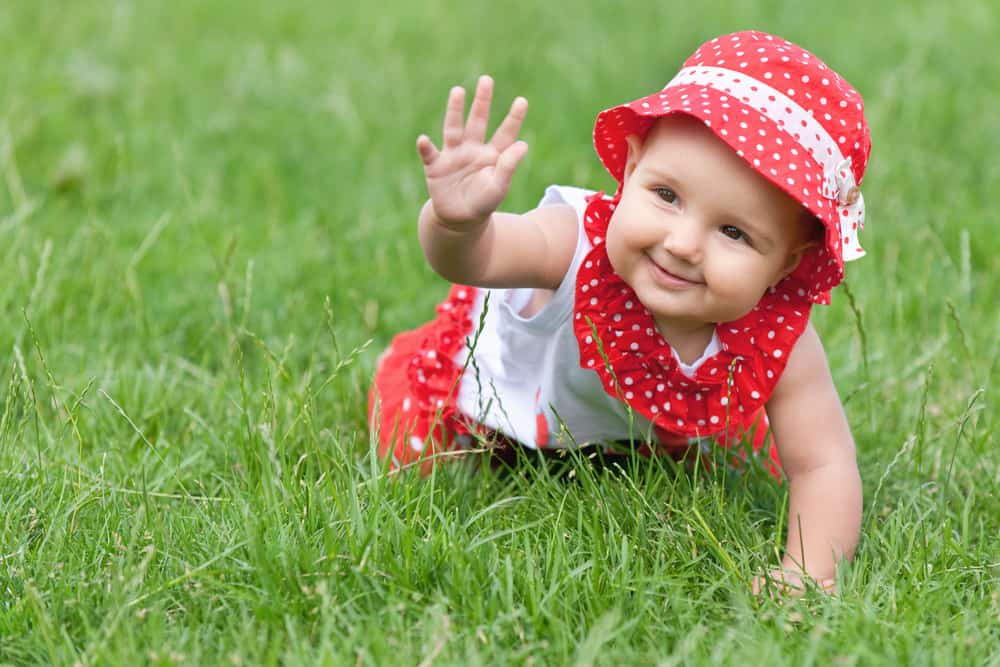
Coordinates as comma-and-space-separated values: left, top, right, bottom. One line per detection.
822, 157, 866, 261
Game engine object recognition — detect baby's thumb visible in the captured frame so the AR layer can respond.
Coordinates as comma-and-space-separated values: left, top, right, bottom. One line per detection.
494, 141, 529, 191
416, 135, 440, 166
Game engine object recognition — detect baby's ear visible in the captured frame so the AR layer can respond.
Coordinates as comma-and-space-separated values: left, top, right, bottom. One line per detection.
774, 239, 815, 285
623, 134, 644, 182
775, 214, 823, 285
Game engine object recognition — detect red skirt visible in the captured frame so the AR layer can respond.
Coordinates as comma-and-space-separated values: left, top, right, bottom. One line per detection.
368, 286, 481, 475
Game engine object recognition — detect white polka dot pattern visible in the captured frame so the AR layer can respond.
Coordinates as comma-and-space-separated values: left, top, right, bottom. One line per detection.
368, 284, 482, 473
669, 66, 842, 175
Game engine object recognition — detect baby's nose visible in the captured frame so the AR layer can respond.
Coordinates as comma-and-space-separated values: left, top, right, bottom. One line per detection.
661, 219, 703, 262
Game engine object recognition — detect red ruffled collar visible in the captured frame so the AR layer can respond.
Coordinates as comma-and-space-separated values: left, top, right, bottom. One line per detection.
573, 193, 812, 438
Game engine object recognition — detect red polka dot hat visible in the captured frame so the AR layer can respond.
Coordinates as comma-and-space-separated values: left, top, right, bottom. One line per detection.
594, 30, 871, 305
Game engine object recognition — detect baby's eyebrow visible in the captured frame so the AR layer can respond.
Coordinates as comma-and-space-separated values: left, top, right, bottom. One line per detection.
642, 165, 680, 185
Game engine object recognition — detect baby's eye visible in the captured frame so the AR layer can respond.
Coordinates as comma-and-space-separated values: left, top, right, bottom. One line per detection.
720, 225, 750, 243
653, 187, 678, 204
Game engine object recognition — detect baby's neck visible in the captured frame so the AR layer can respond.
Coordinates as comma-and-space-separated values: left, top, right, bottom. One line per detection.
654, 318, 717, 366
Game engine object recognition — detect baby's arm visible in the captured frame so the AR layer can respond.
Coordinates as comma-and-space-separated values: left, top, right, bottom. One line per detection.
416, 76, 578, 289
760, 322, 863, 592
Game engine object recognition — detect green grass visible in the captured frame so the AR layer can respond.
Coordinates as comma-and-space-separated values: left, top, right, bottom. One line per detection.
1, 0, 998, 664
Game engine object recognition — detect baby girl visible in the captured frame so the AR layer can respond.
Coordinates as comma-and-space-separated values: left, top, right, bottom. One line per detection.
370, 31, 871, 592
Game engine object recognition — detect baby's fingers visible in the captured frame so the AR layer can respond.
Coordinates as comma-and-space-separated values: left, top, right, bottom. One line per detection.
464, 75, 493, 145
416, 134, 440, 166
442, 86, 466, 149
493, 140, 529, 192
489, 96, 528, 152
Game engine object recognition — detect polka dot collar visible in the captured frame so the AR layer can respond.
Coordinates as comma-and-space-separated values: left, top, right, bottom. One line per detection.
573, 193, 811, 438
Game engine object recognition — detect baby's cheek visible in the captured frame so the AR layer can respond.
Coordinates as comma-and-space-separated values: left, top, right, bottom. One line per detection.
716, 280, 772, 321
604, 224, 629, 276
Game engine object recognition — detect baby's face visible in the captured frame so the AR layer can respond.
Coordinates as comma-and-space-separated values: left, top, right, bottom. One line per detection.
606, 116, 811, 340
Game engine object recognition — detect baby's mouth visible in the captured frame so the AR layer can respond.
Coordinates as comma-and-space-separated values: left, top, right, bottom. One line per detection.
647, 256, 703, 287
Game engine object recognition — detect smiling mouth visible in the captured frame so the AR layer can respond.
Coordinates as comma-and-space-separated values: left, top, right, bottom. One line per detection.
647, 256, 703, 288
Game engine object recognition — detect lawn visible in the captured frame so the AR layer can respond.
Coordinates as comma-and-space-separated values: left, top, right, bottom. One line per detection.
1, 0, 997, 664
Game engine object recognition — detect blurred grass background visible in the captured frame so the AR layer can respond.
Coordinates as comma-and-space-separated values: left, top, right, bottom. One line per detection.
1, 0, 997, 664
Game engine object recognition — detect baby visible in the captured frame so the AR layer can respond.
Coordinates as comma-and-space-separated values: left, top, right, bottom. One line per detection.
370, 31, 871, 592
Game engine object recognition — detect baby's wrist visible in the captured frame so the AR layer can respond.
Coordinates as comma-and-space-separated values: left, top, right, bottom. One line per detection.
423, 200, 491, 234
434, 212, 491, 233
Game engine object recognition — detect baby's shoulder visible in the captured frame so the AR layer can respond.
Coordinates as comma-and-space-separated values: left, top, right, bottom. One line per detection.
536, 184, 598, 218
769, 322, 834, 402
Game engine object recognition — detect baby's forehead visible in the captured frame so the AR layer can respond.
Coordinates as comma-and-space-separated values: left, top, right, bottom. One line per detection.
641, 114, 703, 143
637, 115, 741, 165
636, 115, 761, 182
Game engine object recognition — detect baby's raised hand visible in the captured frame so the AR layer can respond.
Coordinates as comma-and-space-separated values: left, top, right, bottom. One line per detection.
416, 75, 529, 228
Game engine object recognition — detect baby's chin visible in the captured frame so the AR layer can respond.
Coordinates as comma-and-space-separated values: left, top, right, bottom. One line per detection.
652, 298, 762, 332
720, 297, 771, 323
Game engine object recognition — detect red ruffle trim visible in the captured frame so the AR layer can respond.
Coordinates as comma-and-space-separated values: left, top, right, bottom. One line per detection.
573, 193, 812, 440
406, 285, 478, 409
369, 285, 479, 472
